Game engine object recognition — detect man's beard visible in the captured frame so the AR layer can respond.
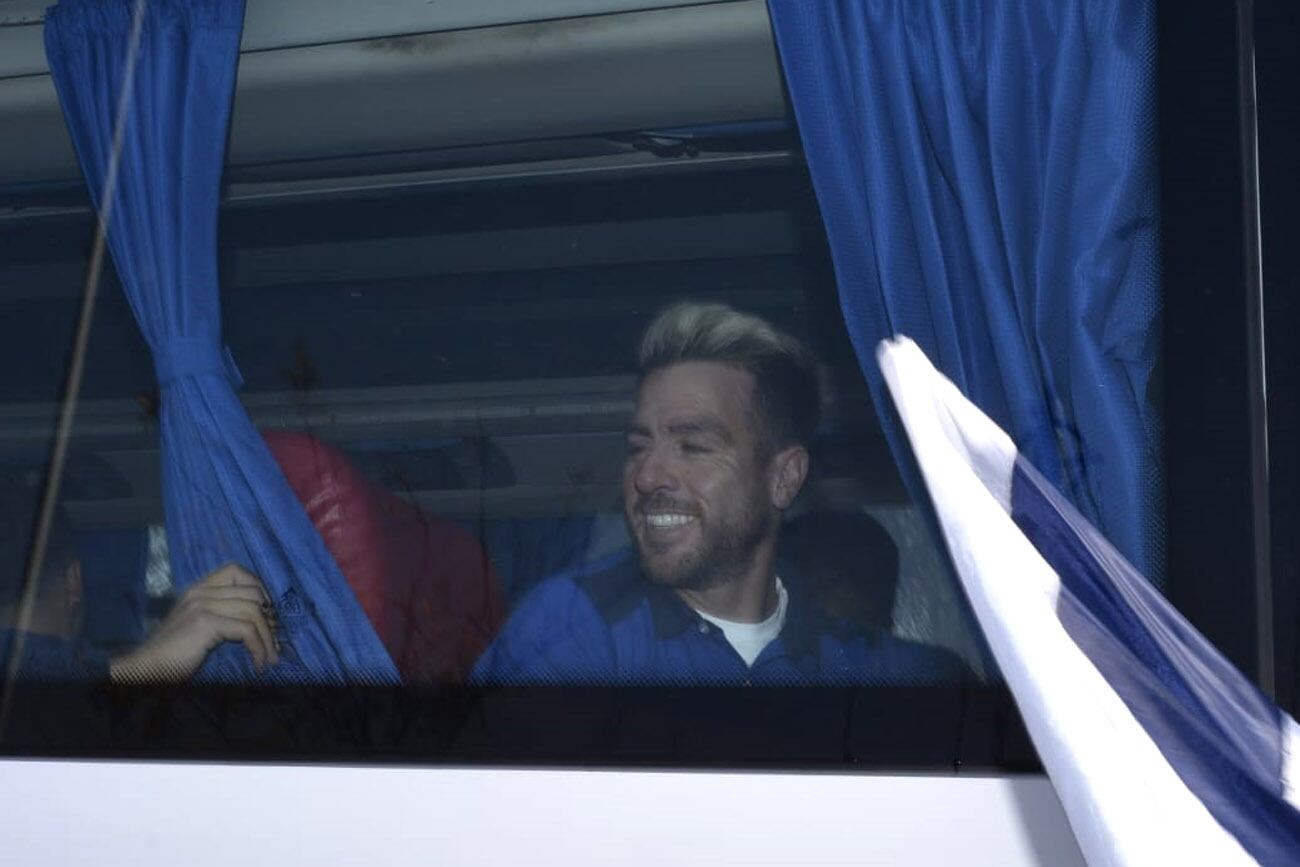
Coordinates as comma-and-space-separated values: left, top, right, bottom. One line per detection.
627, 494, 774, 592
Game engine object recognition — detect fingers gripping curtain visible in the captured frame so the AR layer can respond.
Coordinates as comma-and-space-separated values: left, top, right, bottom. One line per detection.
44, 0, 399, 683
767, 1, 1163, 580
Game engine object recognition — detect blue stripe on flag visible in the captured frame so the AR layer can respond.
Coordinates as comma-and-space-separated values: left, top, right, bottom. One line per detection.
1010, 460, 1300, 865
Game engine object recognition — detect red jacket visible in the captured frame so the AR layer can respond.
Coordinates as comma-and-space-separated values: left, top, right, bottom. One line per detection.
264, 431, 503, 683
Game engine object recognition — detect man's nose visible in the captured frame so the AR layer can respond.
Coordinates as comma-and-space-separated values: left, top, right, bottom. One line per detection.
631, 445, 677, 495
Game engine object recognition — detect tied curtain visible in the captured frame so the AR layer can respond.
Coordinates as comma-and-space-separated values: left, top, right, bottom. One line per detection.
44, 0, 398, 682
767, 0, 1163, 580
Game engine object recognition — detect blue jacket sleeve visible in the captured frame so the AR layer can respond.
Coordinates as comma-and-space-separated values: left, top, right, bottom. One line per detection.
845, 632, 974, 686
0, 630, 110, 682
470, 577, 617, 686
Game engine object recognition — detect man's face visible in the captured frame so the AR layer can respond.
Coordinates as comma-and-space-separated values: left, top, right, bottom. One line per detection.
623, 361, 776, 591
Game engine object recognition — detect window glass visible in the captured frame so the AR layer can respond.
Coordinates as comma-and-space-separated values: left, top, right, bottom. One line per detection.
8, 0, 1258, 769
0, 125, 1036, 764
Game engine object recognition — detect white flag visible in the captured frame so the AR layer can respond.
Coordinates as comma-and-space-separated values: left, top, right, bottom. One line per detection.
878, 336, 1300, 866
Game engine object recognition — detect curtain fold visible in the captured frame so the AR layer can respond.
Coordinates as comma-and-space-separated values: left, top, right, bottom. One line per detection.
44, 0, 398, 683
768, 0, 1163, 580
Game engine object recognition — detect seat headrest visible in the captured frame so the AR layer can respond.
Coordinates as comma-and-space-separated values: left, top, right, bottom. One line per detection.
781, 509, 899, 631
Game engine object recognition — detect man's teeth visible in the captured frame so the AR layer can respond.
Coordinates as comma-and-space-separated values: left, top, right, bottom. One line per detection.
646, 513, 694, 528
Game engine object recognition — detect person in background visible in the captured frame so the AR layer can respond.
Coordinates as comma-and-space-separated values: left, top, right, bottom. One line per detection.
1, 479, 276, 683
472, 302, 964, 685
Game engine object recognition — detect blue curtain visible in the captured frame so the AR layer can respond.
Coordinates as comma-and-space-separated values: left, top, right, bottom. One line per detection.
768, 1, 1163, 579
44, 0, 398, 683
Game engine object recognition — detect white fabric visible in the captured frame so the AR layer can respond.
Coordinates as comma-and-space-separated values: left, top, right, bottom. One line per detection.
877, 336, 1252, 867
696, 578, 788, 667
1284, 716, 1300, 812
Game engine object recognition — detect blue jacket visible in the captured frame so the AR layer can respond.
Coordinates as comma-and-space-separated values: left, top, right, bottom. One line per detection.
471, 552, 967, 686
0, 629, 109, 681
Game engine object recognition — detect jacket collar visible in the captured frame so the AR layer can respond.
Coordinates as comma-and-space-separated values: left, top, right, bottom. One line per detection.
576, 551, 869, 659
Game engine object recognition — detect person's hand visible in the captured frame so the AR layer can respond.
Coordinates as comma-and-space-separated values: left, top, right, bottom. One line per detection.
109, 563, 279, 683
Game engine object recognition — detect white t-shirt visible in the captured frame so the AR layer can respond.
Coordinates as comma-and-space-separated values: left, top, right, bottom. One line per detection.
695, 578, 789, 667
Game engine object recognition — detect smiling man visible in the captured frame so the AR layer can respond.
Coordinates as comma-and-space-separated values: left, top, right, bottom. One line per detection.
471, 303, 964, 685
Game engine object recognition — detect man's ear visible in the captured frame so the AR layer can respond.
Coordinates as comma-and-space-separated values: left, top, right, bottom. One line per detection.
769, 446, 809, 510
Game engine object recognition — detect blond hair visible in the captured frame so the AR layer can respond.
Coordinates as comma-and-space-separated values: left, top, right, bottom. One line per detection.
637, 302, 820, 451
